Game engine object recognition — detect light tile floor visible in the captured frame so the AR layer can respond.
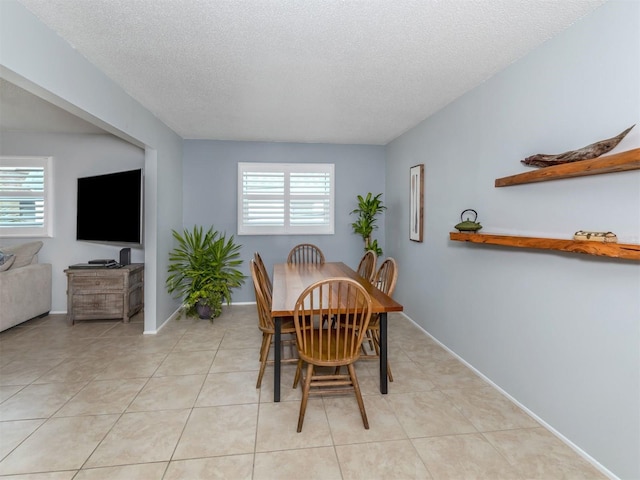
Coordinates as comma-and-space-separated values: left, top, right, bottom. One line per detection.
0, 305, 607, 479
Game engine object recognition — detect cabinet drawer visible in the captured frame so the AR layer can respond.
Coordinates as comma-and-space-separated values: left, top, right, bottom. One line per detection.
73, 294, 124, 316
72, 276, 124, 291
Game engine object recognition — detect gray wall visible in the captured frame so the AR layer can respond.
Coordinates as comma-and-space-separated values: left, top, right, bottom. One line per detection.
1, 0, 184, 332
182, 140, 386, 303
0, 132, 145, 312
385, 2, 639, 478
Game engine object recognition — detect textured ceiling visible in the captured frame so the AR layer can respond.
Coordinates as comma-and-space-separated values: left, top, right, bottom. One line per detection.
11, 0, 606, 144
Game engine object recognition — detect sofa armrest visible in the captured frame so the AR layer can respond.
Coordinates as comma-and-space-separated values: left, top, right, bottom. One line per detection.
0, 263, 52, 332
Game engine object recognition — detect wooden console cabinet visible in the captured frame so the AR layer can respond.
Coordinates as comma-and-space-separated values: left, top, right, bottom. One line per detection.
65, 264, 144, 324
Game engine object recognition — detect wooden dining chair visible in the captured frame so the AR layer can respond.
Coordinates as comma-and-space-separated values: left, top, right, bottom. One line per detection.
253, 251, 272, 295
287, 243, 325, 264
250, 259, 297, 389
292, 277, 373, 432
361, 257, 398, 381
356, 250, 377, 283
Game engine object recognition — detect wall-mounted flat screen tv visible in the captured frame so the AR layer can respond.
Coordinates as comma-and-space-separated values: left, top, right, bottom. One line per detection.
76, 168, 143, 245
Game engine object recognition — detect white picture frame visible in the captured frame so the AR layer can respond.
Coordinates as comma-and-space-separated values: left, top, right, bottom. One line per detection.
410, 164, 424, 242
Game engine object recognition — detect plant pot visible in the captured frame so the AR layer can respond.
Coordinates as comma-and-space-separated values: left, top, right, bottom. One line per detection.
196, 301, 212, 320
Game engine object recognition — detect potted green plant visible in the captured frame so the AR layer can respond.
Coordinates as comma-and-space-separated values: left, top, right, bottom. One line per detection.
185, 284, 225, 319
350, 193, 386, 256
166, 225, 245, 320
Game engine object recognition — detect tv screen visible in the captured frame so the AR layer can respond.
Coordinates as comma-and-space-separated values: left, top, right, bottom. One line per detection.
76, 169, 143, 245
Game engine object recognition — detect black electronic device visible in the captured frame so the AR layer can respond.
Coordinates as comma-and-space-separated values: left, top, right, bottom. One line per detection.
88, 259, 117, 265
76, 169, 143, 246
69, 262, 122, 269
119, 247, 131, 266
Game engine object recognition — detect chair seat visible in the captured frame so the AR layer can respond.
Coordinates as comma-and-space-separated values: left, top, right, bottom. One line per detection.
258, 316, 296, 335
297, 327, 361, 365
259, 316, 298, 370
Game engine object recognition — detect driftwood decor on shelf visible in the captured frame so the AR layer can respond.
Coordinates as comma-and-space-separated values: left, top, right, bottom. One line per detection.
521, 124, 635, 167
495, 147, 640, 187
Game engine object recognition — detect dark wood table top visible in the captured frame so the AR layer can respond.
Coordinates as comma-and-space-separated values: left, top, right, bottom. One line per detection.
271, 262, 403, 317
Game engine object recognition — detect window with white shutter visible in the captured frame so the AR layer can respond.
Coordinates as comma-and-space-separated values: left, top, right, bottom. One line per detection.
0, 156, 53, 238
238, 163, 334, 235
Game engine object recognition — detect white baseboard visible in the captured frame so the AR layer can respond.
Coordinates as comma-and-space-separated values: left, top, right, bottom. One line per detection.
398, 311, 619, 480
144, 305, 182, 334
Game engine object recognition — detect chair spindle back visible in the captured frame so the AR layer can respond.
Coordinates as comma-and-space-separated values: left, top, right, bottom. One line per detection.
294, 277, 372, 366
287, 243, 325, 264
356, 250, 377, 283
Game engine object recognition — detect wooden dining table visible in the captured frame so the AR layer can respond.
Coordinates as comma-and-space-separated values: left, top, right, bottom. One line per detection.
270, 261, 404, 402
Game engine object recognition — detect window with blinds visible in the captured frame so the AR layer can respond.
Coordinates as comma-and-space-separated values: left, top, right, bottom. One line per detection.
0, 156, 53, 238
238, 163, 334, 235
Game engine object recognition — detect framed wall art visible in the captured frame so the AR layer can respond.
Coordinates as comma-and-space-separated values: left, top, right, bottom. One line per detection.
410, 164, 424, 242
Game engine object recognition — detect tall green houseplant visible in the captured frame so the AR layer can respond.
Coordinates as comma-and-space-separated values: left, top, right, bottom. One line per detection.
166, 225, 245, 320
350, 192, 386, 256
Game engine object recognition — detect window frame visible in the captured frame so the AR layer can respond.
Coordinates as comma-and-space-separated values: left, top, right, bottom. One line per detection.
0, 156, 53, 238
238, 162, 335, 236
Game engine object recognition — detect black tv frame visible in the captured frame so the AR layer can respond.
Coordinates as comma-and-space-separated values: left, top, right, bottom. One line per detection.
76, 168, 143, 246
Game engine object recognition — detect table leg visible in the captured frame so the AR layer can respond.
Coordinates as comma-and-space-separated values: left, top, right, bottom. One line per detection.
274, 316, 281, 402
379, 312, 388, 394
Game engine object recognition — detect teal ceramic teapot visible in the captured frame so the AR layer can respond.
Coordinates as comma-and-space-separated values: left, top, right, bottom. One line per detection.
455, 209, 482, 232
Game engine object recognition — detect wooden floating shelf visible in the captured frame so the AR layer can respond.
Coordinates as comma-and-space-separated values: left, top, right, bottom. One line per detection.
449, 232, 640, 261
495, 148, 640, 187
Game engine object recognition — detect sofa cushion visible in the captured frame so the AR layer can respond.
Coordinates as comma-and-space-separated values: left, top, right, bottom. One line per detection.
0, 241, 43, 269
0, 252, 15, 272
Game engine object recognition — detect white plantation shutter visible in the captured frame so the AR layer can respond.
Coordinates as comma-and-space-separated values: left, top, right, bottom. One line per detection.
0, 156, 53, 237
238, 163, 334, 235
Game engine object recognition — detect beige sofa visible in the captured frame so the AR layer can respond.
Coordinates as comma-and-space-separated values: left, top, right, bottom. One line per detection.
0, 241, 52, 332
